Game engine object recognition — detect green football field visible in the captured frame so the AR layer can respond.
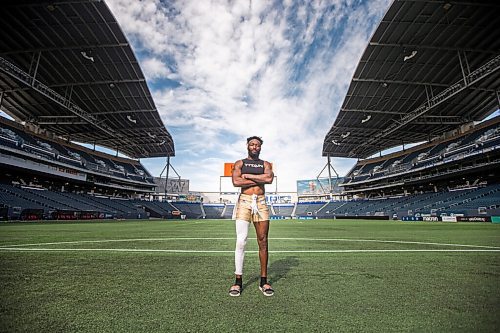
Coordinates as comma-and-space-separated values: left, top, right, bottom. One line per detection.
0, 219, 499, 332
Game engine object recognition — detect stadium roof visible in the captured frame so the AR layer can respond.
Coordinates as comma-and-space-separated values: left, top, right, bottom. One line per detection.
0, 0, 175, 158
323, 0, 500, 159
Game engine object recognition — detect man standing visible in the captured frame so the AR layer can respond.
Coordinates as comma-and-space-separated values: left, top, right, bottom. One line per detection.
229, 136, 275, 297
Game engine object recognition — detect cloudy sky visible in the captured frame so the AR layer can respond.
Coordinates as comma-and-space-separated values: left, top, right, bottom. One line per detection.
106, 0, 392, 192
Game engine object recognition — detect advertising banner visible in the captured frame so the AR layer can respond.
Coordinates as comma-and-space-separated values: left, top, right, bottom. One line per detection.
297, 177, 344, 195
402, 216, 423, 221
266, 195, 292, 204
456, 216, 491, 222
178, 194, 201, 202
441, 216, 458, 222
154, 178, 190, 194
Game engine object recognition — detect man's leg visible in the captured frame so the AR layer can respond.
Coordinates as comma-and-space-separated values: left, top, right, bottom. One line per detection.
254, 220, 273, 296
235, 219, 250, 276
253, 220, 269, 277
230, 219, 250, 296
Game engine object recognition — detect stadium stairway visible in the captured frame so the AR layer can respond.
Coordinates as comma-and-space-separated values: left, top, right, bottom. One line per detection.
315, 201, 335, 215
203, 205, 225, 219
3, 185, 74, 211
200, 204, 206, 218
222, 204, 235, 219
138, 201, 169, 218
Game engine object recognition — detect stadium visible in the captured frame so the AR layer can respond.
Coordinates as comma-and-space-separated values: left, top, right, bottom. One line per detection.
1, 1, 499, 332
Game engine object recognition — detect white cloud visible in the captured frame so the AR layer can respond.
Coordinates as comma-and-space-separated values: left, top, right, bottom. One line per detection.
141, 57, 173, 81
107, 0, 392, 192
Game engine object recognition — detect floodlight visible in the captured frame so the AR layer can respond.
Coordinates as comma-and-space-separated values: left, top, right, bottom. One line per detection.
80, 51, 94, 62
403, 50, 417, 62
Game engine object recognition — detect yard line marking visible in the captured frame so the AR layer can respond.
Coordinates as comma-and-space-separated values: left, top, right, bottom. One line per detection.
0, 237, 498, 249
0, 238, 235, 248
0, 248, 499, 253
270, 238, 500, 249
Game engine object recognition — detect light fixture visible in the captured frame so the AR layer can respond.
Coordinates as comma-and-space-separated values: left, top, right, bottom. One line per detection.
403, 50, 417, 62
147, 132, 156, 138
109, 83, 115, 88
158, 140, 166, 146
127, 115, 136, 123
80, 51, 94, 62
361, 115, 371, 123
331, 140, 340, 146
341, 132, 350, 139
443, 2, 452, 10
382, 82, 388, 88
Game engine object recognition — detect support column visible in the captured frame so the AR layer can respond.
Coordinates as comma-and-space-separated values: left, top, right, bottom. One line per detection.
31, 51, 41, 87
327, 155, 333, 195
316, 156, 339, 198
165, 156, 170, 200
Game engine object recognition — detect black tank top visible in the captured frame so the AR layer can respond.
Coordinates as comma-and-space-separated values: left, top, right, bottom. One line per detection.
241, 158, 264, 175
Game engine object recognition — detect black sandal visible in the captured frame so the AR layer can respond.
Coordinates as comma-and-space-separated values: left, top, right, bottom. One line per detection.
259, 284, 274, 297
229, 284, 242, 297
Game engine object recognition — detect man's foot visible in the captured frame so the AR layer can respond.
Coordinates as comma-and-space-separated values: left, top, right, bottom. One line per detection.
229, 284, 242, 297
259, 283, 274, 297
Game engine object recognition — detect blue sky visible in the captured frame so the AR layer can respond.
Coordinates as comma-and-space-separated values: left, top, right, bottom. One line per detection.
0, 0, 393, 192
104, 0, 393, 192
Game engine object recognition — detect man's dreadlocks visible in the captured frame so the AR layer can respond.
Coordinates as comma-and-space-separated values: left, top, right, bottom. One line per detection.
247, 136, 263, 144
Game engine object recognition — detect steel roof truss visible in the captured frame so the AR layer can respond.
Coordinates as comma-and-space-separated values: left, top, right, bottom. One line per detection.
0, 56, 115, 136
368, 42, 498, 55
352, 77, 449, 88
360, 54, 500, 150
49, 78, 145, 88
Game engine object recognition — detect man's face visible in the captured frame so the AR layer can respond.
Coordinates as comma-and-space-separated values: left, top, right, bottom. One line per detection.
247, 139, 262, 159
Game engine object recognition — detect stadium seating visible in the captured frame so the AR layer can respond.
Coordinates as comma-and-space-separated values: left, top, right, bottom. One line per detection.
222, 204, 235, 219
0, 118, 154, 186
271, 204, 295, 217
134, 200, 181, 218
203, 204, 225, 219
0, 187, 46, 218
0, 183, 151, 219
343, 119, 500, 187
171, 202, 204, 219
294, 202, 327, 217
1, 182, 498, 220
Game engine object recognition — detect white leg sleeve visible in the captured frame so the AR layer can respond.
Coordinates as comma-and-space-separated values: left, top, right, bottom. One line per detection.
234, 219, 250, 275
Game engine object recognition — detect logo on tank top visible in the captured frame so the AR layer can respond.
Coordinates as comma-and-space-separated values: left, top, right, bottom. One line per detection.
244, 163, 264, 168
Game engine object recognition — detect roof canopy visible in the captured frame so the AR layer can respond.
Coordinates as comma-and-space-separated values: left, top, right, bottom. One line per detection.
323, 0, 500, 159
0, 0, 175, 158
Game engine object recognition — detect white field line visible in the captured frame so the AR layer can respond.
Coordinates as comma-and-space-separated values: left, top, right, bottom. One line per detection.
0, 248, 499, 253
0, 237, 498, 249
0, 238, 234, 248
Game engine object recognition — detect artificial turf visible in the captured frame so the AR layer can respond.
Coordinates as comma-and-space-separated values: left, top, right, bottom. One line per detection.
0, 219, 499, 332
